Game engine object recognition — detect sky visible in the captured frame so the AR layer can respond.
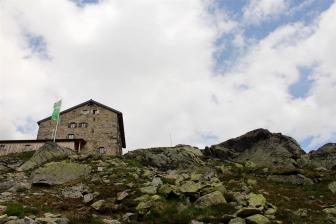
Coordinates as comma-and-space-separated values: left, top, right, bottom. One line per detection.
1, 0, 336, 152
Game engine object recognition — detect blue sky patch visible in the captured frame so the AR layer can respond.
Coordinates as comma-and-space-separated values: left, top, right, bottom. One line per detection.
289, 66, 314, 99
211, 0, 334, 73
70, 0, 99, 7
25, 32, 50, 59
16, 117, 37, 135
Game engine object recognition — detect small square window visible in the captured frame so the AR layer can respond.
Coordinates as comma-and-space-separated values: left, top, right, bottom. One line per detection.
68, 134, 75, 139
92, 109, 99, 114
0, 145, 5, 150
68, 122, 77, 128
79, 122, 88, 128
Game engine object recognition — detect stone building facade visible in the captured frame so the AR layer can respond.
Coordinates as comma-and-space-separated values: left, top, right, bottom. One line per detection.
37, 99, 126, 155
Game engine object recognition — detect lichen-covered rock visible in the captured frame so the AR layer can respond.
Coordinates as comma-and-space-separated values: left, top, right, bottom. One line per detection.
19, 143, 75, 171
178, 181, 203, 193
30, 161, 91, 185
194, 191, 226, 208
245, 214, 270, 224
124, 145, 203, 170
248, 193, 266, 208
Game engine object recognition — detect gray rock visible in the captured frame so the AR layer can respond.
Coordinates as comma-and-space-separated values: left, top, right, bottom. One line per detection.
236, 208, 261, 218
30, 161, 91, 185
205, 129, 305, 170
194, 191, 226, 208
91, 200, 105, 211
124, 145, 203, 170
245, 214, 270, 224
19, 143, 75, 171
139, 186, 157, 195
267, 174, 313, 185
328, 181, 336, 194
83, 193, 94, 203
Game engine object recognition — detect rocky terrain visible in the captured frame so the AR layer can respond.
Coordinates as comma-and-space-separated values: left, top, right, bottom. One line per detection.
1, 128, 336, 224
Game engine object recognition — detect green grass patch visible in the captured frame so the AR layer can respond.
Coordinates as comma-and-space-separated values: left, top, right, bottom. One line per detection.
5, 202, 38, 218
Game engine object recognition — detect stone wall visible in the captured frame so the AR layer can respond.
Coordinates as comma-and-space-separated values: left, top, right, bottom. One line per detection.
0, 142, 76, 156
37, 103, 122, 155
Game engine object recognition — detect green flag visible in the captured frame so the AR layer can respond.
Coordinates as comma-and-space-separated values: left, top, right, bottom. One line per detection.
51, 100, 62, 121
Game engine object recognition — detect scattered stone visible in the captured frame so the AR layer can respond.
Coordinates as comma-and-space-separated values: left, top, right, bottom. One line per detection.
139, 186, 157, 195
245, 214, 270, 224
328, 181, 336, 194
229, 217, 246, 224
102, 219, 121, 224
83, 193, 94, 203
236, 208, 261, 218
91, 200, 105, 211
179, 181, 203, 193
117, 191, 129, 201
323, 207, 336, 215
194, 191, 226, 208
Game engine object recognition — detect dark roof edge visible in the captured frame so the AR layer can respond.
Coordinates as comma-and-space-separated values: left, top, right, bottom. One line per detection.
0, 139, 86, 144
118, 113, 126, 148
37, 99, 122, 124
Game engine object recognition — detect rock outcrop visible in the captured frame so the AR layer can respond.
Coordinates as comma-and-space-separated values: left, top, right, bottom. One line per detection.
308, 143, 336, 169
205, 129, 305, 170
125, 145, 204, 170
18, 143, 74, 171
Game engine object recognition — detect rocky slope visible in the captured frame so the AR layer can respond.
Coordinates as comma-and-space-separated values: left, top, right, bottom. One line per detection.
0, 130, 336, 224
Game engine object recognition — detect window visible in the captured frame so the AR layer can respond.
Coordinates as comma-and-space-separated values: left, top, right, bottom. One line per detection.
68, 122, 77, 128
92, 109, 99, 115
0, 145, 5, 151
79, 122, 88, 128
67, 134, 75, 139
81, 109, 89, 115
97, 147, 105, 154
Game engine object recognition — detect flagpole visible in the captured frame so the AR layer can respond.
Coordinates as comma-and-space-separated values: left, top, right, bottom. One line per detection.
53, 116, 60, 142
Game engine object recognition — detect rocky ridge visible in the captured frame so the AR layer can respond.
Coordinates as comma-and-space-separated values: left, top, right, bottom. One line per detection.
0, 129, 335, 223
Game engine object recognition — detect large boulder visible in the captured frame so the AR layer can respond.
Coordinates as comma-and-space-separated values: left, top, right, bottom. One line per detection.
19, 143, 75, 171
205, 129, 305, 170
30, 161, 91, 185
194, 191, 226, 208
308, 143, 336, 169
124, 145, 204, 170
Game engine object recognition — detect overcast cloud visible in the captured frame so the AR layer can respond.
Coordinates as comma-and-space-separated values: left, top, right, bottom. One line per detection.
1, 0, 336, 152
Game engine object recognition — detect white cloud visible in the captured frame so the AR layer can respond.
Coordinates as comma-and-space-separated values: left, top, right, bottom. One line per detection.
243, 0, 288, 24
0, 0, 336, 152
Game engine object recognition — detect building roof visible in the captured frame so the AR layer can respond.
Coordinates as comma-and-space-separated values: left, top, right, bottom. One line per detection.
37, 99, 126, 148
0, 139, 86, 144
